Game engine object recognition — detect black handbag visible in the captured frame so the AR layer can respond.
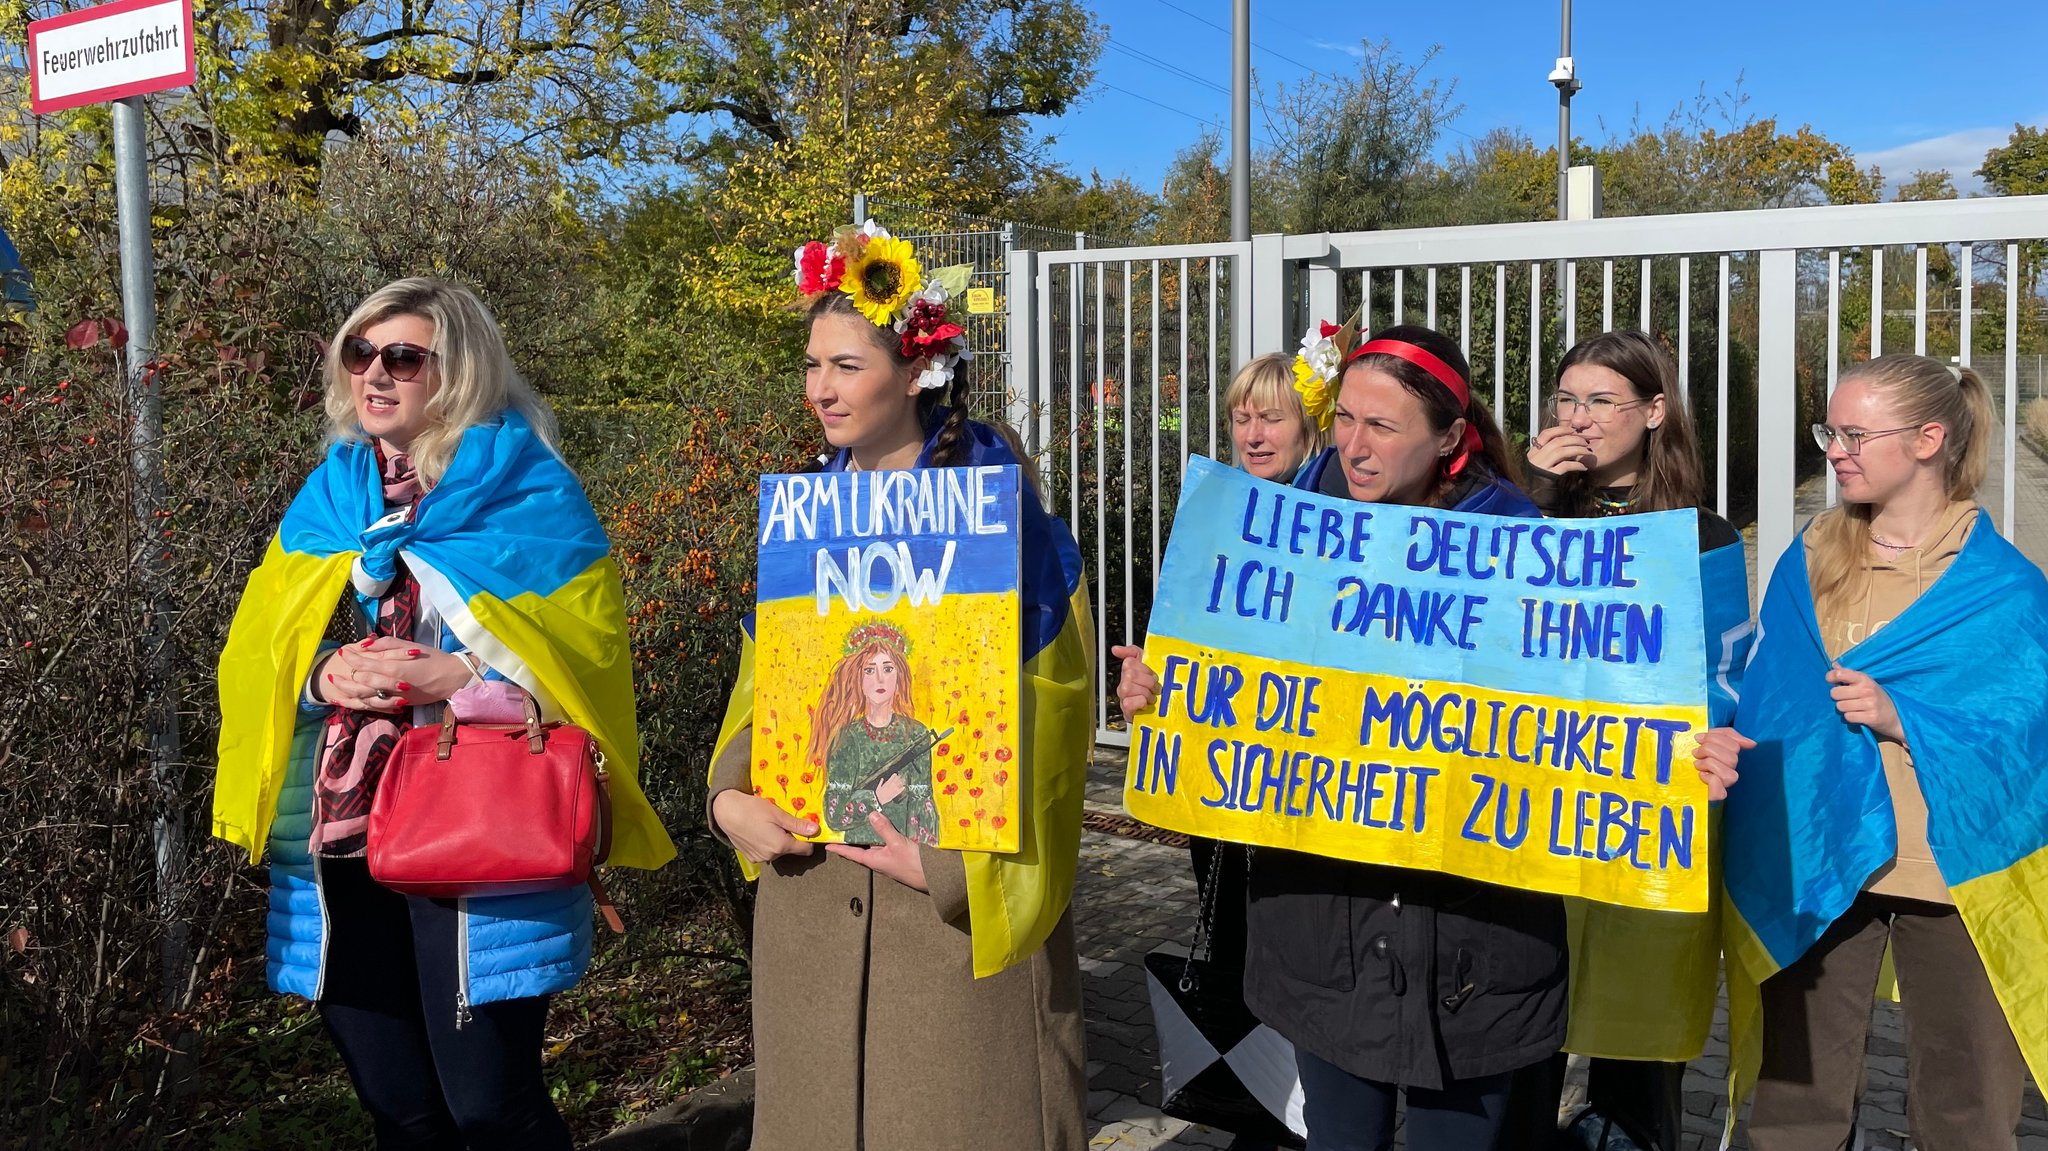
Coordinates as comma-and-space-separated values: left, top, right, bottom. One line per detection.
1141, 843, 1305, 1149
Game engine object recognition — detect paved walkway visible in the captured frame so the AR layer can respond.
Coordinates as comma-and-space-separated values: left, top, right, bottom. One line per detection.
1071, 753, 2048, 1151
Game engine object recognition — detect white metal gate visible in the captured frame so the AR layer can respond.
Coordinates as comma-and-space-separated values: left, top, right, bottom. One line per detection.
1011, 197, 2048, 743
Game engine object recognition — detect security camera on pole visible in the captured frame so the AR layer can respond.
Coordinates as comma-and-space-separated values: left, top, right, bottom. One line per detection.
27, 0, 198, 1006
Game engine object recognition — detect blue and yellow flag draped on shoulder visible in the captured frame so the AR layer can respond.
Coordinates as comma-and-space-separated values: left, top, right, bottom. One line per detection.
1565, 539, 1753, 1061
710, 420, 1093, 978
1721, 512, 2048, 1137
215, 410, 676, 871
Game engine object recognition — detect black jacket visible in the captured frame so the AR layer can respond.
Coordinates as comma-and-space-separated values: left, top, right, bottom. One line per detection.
1237, 459, 1569, 1089
1242, 851, 1568, 1088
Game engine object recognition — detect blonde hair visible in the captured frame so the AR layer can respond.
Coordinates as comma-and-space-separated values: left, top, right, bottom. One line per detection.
1223, 352, 1325, 464
323, 278, 559, 486
1806, 353, 1992, 604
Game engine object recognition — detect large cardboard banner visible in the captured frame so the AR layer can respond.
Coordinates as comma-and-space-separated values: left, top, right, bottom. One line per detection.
753, 465, 1023, 853
1126, 457, 1712, 911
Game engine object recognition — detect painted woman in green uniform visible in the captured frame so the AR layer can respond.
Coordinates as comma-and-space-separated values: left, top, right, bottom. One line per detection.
813, 621, 941, 846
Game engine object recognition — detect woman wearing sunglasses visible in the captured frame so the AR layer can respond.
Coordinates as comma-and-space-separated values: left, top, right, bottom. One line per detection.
704, 224, 1094, 1150
214, 278, 674, 1148
1724, 353, 2045, 1150
1115, 325, 1741, 1151
1507, 330, 1753, 1151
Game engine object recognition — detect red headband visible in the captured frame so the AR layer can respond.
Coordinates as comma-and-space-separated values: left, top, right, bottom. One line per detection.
1349, 338, 1471, 406
1346, 337, 1484, 477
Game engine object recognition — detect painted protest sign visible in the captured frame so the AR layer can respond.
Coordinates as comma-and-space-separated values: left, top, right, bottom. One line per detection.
1125, 456, 1711, 911
753, 465, 1023, 853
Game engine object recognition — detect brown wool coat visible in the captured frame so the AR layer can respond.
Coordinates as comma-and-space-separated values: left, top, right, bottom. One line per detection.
711, 736, 1088, 1151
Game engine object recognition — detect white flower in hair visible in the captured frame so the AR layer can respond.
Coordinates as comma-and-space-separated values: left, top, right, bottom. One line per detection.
1297, 324, 1342, 383
917, 362, 953, 391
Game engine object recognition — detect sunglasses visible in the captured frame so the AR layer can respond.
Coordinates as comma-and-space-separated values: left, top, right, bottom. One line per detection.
341, 335, 437, 382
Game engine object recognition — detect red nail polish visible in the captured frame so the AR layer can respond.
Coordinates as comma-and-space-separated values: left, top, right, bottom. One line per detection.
408, 649, 421, 657
326, 674, 335, 682
396, 681, 412, 691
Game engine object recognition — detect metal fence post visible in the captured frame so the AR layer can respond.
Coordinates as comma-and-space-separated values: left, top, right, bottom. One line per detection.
1006, 247, 1042, 465
853, 191, 866, 226
1755, 247, 1798, 596
1248, 232, 1286, 359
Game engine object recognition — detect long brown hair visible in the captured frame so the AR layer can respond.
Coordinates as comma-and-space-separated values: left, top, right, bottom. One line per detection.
1342, 323, 1521, 508
1547, 330, 1704, 516
804, 293, 1040, 484
808, 626, 920, 769
1807, 353, 1993, 604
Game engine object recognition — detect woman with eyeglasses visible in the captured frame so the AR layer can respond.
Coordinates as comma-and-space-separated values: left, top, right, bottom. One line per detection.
1116, 324, 1744, 1151
1723, 353, 2043, 1150
214, 278, 674, 1148
1506, 330, 1753, 1151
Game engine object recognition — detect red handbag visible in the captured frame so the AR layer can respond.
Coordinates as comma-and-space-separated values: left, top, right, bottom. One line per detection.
368, 694, 624, 931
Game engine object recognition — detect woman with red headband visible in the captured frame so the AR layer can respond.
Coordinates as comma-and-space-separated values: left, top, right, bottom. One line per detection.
1115, 324, 1739, 1151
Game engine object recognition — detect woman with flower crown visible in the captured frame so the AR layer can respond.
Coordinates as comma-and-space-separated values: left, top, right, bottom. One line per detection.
704, 222, 1096, 1151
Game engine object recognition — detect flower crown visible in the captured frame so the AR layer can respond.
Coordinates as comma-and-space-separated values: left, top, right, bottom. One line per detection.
1291, 310, 1362, 432
843, 619, 910, 658
794, 219, 975, 391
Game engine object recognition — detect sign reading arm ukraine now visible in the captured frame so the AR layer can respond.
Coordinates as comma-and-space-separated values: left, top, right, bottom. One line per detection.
1126, 457, 1712, 911
753, 465, 1024, 855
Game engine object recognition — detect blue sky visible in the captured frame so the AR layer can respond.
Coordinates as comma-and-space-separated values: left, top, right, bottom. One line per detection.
1048, 0, 2048, 196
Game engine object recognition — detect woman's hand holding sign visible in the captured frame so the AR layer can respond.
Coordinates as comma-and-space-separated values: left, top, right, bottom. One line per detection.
1690, 728, 1753, 801
1112, 644, 1161, 722
712, 789, 819, 865
826, 811, 930, 892
1826, 664, 1905, 745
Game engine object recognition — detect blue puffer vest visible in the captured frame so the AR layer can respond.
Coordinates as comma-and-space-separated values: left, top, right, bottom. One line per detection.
266, 652, 594, 1014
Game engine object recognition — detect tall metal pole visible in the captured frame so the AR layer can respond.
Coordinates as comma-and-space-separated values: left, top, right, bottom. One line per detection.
1230, 0, 1250, 243
113, 94, 185, 1008
1556, 0, 1572, 221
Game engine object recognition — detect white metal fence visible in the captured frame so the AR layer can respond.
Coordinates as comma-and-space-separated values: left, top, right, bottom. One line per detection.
1008, 196, 2048, 743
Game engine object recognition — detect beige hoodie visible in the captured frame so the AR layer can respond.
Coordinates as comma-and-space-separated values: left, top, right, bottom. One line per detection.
1808, 499, 1977, 906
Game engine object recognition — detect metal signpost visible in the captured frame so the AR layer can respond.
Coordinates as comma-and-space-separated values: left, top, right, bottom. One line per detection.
28, 0, 198, 1005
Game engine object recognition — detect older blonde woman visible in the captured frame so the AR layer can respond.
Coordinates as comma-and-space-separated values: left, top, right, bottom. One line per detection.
215, 278, 673, 1149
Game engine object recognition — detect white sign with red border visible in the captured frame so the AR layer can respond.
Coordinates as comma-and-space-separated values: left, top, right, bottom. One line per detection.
27, 0, 196, 115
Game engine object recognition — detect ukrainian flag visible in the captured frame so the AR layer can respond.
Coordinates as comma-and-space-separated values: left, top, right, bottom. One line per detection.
1564, 539, 1753, 1061
710, 425, 1093, 978
1721, 512, 2048, 1140
214, 410, 676, 871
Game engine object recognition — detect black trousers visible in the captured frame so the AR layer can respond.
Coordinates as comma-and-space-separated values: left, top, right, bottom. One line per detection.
317, 858, 573, 1151
1296, 1048, 1513, 1151
1503, 1051, 1683, 1150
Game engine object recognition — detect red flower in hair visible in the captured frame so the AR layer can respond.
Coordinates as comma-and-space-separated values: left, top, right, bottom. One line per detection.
1319, 320, 1342, 338
797, 241, 846, 294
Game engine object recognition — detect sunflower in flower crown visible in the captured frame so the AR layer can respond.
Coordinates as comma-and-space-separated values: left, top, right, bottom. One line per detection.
843, 231, 924, 326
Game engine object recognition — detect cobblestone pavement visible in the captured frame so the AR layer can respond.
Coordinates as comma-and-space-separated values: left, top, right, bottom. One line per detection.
1072, 754, 2048, 1151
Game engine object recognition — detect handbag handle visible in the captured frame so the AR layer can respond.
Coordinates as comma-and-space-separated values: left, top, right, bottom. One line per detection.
432, 691, 546, 760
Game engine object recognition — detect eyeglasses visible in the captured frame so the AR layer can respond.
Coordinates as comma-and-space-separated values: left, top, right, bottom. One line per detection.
1811, 423, 1919, 456
341, 335, 437, 382
1552, 394, 1649, 422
